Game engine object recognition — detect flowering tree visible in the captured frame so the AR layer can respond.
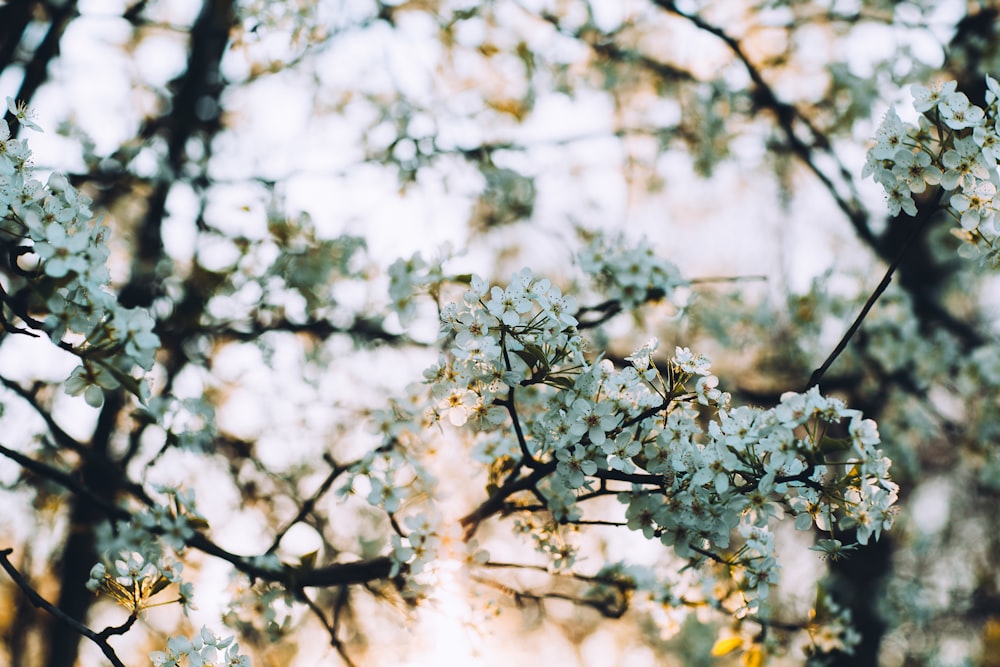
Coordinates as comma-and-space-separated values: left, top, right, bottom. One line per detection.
2, 2, 1000, 666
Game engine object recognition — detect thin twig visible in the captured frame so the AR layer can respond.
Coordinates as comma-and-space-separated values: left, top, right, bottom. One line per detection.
299, 589, 359, 667
469, 574, 629, 618
267, 454, 345, 555
330, 587, 359, 667
460, 463, 555, 540
805, 192, 943, 390
653, 0, 875, 248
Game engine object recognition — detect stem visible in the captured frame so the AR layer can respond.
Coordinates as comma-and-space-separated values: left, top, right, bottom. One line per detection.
498, 327, 540, 469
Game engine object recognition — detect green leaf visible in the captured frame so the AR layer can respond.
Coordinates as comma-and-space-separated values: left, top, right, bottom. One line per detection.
512, 343, 551, 377
818, 436, 851, 454
546, 376, 576, 390
101, 363, 148, 405
299, 550, 319, 571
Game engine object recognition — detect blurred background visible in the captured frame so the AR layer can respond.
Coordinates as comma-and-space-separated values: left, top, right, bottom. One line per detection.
2, 0, 1000, 665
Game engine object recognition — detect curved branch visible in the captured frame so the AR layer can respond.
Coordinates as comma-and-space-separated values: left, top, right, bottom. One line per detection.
208, 315, 414, 347
0, 442, 130, 521
460, 462, 555, 539
575, 298, 623, 330
266, 455, 348, 555
0, 548, 128, 667
805, 190, 943, 390
0, 438, 395, 590
0, 375, 86, 453
652, 0, 874, 247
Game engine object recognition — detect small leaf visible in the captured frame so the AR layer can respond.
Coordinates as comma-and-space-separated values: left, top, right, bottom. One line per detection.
512, 349, 538, 370
512, 344, 550, 376
818, 436, 851, 453
187, 516, 210, 531
710, 636, 742, 656
299, 550, 319, 571
149, 576, 171, 597
522, 343, 550, 370
743, 646, 765, 667
104, 364, 148, 404
546, 376, 576, 390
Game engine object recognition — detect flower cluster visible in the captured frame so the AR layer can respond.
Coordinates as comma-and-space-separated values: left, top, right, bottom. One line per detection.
348, 267, 588, 587
865, 76, 1000, 264
350, 397, 438, 515
223, 582, 294, 644
145, 396, 218, 451
577, 232, 688, 309
88, 487, 205, 614
513, 515, 580, 570
512, 331, 894, 609
612, 380, 896, 608
388, 252, 431, 327
806, 591, 863, 657
151, 626, 250, 667
389, 511, 443, 578
0, 100, 160, 405
387, 246, 453, 327
86, 551, 191, 615
396, 267, 897, 614
434, 269, 583, 424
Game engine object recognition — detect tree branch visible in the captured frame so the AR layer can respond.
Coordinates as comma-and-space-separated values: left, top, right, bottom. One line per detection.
805, 190, 943, 390
0, 548, 128, 667
460, 463, 555, 539
652, 0, 875, 248
0, 442, 130, 521
299, 589, 359, 667
0, 375, 87, 453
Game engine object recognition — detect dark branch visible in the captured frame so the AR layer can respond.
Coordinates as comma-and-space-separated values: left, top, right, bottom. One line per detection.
0, 442, 130, 521
460, 463, 555, 539
0, 548, 128, 667
805, 190, 943, 390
